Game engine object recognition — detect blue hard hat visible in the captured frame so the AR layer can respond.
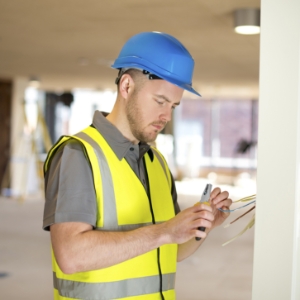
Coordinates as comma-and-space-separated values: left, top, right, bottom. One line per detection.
111, 31, 201, 96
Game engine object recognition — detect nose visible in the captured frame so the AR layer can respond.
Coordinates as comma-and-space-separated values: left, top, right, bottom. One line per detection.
160, 106, 173, 123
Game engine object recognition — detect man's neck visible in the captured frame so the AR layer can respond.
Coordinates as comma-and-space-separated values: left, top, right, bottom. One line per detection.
106, 107, 139, 145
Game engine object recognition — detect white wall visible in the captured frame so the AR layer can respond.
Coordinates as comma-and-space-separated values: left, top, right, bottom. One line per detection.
252, 0, 300, 299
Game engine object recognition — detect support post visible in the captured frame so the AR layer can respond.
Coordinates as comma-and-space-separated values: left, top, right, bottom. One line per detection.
252, 0, 300, 299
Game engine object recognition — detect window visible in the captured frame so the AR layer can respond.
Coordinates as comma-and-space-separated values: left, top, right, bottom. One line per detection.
174, 98, 258, 175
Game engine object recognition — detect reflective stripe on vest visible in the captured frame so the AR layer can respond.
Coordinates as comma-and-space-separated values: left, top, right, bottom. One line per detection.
53, 272, 176, 299
45, 126, 177, 300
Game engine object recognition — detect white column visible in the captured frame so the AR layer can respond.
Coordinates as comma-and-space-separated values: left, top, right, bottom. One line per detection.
252, 0, 300, 299
10, 77, 28, 197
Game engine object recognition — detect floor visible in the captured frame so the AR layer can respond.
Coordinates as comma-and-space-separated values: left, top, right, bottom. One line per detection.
0, 178, 255, 300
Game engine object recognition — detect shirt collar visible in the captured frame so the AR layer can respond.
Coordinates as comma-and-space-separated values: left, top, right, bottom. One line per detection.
92, 110, 154, 161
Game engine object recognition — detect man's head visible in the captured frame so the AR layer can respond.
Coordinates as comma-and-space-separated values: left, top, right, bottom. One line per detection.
108, 32, 198, 144
116, 68, 183, 144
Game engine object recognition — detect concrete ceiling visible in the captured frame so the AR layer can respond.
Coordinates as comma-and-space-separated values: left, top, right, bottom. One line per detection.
0, 0, 261, 98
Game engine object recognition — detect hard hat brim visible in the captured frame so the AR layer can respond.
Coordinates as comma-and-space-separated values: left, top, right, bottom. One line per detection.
112, 62, 201, 97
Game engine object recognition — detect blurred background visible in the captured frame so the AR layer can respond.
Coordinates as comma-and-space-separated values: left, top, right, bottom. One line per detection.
0, 0, 259, 299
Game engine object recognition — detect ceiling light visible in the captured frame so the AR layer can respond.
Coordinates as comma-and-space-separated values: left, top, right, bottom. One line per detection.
29, 76, 40, 88
234, 8, 260, 35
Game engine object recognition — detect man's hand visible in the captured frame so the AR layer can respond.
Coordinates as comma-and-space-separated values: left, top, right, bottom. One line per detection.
175, 186, 232, 261
209, 187, 232, 229
162, 186, 232, 245
162, 202, 214, 244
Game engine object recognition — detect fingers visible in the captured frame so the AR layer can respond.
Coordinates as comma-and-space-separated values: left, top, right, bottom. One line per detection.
194, 228, 208, 240
210, 188, 232, 209
168, 186, 234, 243
210, 188, 228, 203
210, 187, 221, 199
193, 212, 214, 240
193, 202, 213, 212
192, 216, 213, 230
186, 204, 214, 224
166, 204, 215, 243
191, 205, 214, 233
215, 197, 232, 210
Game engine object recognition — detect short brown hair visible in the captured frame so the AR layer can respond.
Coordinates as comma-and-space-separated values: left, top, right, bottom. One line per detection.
116, 69, 147, 94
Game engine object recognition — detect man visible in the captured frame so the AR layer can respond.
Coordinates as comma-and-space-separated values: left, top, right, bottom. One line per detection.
43, 31, 232, 300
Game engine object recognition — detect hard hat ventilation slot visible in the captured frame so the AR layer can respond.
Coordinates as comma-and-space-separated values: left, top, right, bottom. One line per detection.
115, 68, 162, 85
142, 70, 162, 80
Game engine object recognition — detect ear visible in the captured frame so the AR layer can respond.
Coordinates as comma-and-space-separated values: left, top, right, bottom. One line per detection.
118, 74, 135, 100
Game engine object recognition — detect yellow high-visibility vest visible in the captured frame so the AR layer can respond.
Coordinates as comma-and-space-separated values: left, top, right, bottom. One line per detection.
44, 126, 178, 300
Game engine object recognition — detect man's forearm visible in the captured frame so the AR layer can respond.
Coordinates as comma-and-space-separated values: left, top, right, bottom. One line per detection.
51, 222, 170, 274
51, 203, 216, 274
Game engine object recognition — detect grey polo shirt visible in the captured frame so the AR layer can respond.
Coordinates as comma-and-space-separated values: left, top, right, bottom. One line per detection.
43, 110, 180, 231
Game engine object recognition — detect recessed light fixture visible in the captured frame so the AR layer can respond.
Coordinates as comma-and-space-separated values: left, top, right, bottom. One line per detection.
29, 76, 40, 88
234, 8, 260, 35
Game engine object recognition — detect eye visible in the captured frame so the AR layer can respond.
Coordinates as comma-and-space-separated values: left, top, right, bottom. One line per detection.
155, 99, 164, 105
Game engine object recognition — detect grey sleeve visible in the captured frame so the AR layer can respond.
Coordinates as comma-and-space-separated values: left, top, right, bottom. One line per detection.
43, 140, 97, 231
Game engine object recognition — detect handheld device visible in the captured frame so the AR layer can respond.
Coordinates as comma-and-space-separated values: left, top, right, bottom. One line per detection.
195, 183, 212, 241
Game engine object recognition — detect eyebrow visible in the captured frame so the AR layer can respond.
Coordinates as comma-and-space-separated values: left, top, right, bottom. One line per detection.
154, 94, 181, 106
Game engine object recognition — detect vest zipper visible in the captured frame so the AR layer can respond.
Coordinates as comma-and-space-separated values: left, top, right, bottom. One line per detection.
143, 158, 165, 300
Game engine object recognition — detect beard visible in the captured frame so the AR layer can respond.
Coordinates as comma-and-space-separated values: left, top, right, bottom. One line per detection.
125, 91, 166, 143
